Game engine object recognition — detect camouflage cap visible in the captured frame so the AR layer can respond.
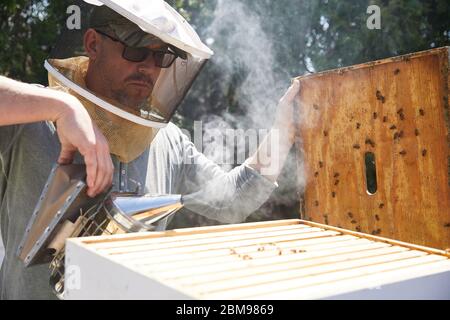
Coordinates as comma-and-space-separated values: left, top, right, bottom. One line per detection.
89, 5, 165, 48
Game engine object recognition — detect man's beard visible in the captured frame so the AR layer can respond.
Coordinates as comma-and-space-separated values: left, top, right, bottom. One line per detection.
114, 72, 154, 109
112, 87, 150, 110
97, 59, 153, 109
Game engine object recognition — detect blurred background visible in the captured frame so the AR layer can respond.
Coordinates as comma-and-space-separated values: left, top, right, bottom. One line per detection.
0, 0, 448, 241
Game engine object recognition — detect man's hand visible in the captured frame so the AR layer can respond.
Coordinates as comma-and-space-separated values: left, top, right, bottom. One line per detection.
55, 94, 113, 197
272, 79, 301, 144
246, 79, 301, 182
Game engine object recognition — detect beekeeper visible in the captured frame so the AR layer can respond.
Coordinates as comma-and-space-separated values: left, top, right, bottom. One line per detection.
0, 0, 299, 299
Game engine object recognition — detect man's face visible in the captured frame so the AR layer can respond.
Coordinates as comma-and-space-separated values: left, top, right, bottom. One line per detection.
88, 29, 163, 109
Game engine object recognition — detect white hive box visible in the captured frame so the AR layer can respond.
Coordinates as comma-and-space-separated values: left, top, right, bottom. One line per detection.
64, 219, 450, 300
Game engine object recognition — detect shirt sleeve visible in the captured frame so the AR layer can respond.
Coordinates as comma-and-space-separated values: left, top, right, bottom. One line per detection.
178, 128, 278, 224
0, 124, 22, 220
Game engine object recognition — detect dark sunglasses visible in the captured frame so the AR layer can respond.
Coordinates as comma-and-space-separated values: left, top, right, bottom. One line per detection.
95, 29, 179, 68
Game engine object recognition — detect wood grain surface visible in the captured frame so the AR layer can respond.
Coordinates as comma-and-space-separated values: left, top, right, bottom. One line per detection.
295, 47, 450, 250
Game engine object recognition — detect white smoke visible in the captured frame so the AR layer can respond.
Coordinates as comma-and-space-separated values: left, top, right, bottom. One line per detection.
204, 0, 290, 130
197, 0, 306, 219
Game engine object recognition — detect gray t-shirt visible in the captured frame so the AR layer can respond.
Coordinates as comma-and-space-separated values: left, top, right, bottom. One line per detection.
0, 121, 277, 299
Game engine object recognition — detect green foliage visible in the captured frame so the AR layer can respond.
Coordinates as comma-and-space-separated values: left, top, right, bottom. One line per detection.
166, 0, 217, 30
305, 0, 450, 70
0, 0, 72, 83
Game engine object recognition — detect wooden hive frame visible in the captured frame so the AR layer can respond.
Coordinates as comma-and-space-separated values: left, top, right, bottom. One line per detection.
64, 219, 450, 300
295, 47, 450, 250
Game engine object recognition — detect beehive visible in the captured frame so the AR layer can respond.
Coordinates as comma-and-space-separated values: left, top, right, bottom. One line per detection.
64, 219, 450, 300
295, 47, 450, 250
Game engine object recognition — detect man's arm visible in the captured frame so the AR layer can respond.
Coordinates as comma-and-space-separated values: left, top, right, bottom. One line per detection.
180, 80, 300, 224
0, 76, 113, 197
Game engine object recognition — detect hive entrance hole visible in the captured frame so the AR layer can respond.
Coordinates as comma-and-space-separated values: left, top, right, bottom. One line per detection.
365, 152, 378, 195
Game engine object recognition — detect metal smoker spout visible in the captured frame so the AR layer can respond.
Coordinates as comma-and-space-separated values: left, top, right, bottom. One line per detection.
104, 193, 184, 232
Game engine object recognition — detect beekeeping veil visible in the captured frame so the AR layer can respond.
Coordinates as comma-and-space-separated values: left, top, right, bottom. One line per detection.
46, 0, 213, 162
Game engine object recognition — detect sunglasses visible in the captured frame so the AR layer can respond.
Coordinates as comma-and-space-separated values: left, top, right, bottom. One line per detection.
96, 29, 179, 68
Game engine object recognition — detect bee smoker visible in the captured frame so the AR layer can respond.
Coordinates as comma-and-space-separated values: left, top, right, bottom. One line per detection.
17, 164, 184, 297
